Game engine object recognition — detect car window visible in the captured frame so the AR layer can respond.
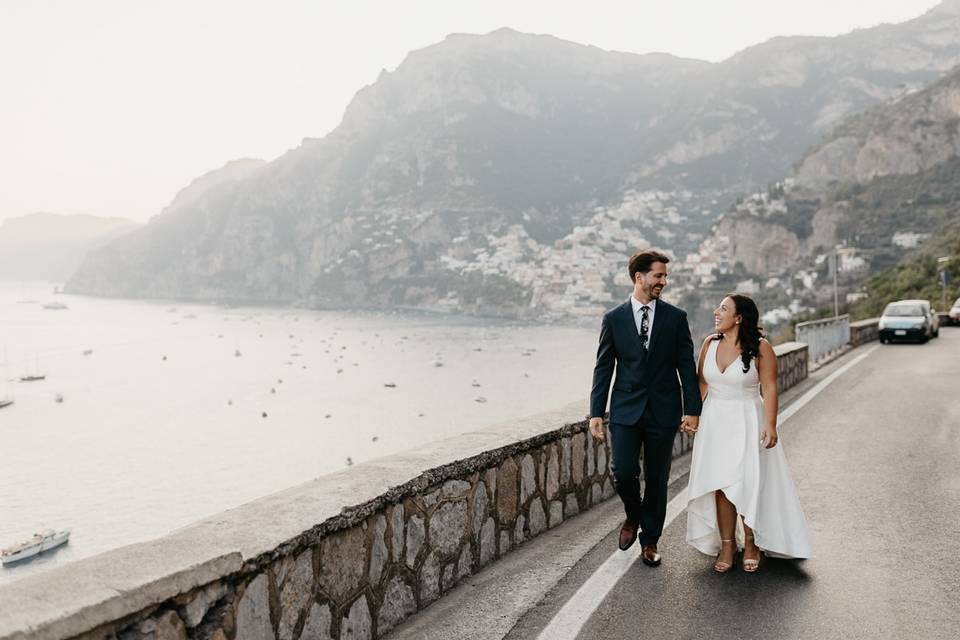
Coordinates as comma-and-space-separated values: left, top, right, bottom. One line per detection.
883, 304, 924, 316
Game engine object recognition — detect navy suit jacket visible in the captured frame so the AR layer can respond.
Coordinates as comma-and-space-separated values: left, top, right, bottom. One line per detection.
590, 298, 701, 428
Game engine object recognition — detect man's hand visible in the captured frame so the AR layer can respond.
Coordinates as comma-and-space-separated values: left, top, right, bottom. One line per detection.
589, 417, 606, 441
680, 415, 699, 434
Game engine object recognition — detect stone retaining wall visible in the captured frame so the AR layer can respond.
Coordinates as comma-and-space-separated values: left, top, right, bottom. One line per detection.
0, 348, 813, 640
773, 342, 808, 393
849, 318, 880, 347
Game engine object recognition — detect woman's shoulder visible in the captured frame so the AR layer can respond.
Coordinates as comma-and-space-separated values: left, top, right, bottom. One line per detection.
700, 333, 721, 348
758, 337, 776, 355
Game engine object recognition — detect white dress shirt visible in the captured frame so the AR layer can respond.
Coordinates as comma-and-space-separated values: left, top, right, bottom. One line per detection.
630, 296, 657, 349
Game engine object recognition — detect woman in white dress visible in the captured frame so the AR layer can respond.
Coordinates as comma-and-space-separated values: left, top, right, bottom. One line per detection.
683, 293, 812, 573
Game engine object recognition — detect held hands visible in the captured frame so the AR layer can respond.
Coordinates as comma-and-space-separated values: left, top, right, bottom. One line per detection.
679, 415, 699, 434
761, 424, 779, 449
589, 417, 606, 441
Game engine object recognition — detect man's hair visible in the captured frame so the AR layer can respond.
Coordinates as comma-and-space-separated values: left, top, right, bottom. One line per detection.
628, 250, 670, 282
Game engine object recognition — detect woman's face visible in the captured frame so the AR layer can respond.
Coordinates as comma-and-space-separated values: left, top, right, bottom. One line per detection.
714, 296, 740, 334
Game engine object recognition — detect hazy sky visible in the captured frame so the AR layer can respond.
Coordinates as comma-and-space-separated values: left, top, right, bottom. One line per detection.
0, 0, 942, 223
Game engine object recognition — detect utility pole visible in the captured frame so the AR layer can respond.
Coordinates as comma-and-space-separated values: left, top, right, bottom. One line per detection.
937, 256, 950, 311
832, 246, 840, 318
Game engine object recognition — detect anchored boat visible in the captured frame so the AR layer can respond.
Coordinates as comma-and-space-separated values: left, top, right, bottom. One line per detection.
1, 529, 71, 565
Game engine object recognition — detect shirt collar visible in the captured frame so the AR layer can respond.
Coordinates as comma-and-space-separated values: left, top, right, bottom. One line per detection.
630, 296, 657, 314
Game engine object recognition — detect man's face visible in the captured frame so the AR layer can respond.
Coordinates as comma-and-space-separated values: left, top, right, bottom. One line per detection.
635, 261, 668, 300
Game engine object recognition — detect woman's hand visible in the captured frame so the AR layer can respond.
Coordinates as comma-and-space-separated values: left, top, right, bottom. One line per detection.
761, 424, 779, 449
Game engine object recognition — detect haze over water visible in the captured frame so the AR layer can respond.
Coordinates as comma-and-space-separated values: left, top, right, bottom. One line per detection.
0, 283, 597, 585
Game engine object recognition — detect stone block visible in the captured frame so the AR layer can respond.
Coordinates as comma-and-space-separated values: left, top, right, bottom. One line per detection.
537, 451, 546, 491
376, 576, 416, 635
369, 515, 388, 586
485, 468, 497, 503
318, 527, 366, 603
419, 551, 441, 605
514, 514, 525, 544
152, 611, 187, 640
597, 440, 607, 474
586, 437, 595, 476
389, 503, 404, 563
405, 515, 425, 568
602, 478, 615, 499
183, 581, 228, 628
520, 454, 536, 504
457, 542, 472, 579
572, 433, 586, 485
496, 457, 519, 522
479, 518, 496, 566
499, 530, 511, 555
560, 437, 571, 487
545, 445, 559, 500
278, 550, 314, 640
441, 564, 455, 592
301, 602, 333, 640
340, 596, 371, 640
235, 574, 274, 640
548, 500, 563, 528
472, 481, 488, 536
564, 494, 579, 517
528, 499, 546, 537
429, 500, 468, 556
421, 486, 442, 511
591, 482, 603, 506
441, 479, 472, 499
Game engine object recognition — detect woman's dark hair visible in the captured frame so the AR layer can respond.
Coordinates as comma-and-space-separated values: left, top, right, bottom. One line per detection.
716, 293, 764, 372
628, 250, 670, 282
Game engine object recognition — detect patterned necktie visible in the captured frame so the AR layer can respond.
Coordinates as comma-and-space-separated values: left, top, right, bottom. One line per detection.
639, 305, 650, 351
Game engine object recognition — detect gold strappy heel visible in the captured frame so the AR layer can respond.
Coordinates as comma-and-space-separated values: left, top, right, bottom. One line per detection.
743, 533, 761, 573
714, 539, 736, 573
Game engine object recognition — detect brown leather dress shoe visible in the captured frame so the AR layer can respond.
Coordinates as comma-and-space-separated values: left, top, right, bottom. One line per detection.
618, 520, 639, 551
641, 544, 662, 567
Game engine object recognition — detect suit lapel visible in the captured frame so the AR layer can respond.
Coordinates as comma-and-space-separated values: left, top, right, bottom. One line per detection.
646, 301, 670, 356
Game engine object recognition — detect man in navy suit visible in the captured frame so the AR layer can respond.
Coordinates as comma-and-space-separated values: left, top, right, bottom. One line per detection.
589, 250, 701, 566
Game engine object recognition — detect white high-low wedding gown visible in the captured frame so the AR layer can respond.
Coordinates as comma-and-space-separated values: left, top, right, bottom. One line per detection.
685, 339, 813, 559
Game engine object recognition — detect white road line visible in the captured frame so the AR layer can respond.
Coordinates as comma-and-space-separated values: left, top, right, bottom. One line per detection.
535, 344, 879, 640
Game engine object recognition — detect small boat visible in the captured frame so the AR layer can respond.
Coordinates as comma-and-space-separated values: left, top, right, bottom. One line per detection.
0, 399, 13, 409
83, 349, 93, 356
1, 529, 71, 565
19, 375, 45, 382
383, 382, 397, 388
54, 393, 64, 403
42, 302, 68, 310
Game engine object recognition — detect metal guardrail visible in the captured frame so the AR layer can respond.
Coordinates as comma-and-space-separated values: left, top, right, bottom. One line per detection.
794, 314, 850, 363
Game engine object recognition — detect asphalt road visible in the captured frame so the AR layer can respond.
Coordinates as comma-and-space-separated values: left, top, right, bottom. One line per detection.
510, 329, 960, 639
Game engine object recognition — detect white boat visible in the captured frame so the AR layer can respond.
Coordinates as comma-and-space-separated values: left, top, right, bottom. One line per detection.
1, 529, 71, 565
42, 301, 68, 310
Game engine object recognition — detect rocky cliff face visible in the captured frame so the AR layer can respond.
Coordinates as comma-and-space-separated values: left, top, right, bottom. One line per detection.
67, 3, 960, 317
693, 51, 960, 322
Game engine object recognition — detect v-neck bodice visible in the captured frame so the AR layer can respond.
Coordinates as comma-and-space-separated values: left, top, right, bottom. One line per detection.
704, 338, 760, 399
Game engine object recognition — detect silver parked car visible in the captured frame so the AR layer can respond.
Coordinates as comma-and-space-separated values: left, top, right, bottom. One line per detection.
947, 297, 960, 326
878, 299, 939, 343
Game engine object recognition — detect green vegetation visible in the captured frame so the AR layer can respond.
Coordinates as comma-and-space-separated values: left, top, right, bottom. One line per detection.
851, 220, 960, 318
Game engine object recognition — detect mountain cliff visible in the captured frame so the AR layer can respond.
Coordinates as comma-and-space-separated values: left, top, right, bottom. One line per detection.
67, 3, 960, 317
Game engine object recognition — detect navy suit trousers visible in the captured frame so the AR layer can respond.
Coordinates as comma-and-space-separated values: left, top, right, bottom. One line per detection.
609, 410, 677, 546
